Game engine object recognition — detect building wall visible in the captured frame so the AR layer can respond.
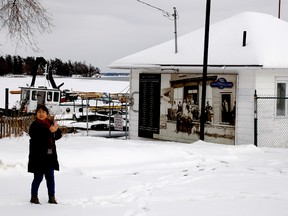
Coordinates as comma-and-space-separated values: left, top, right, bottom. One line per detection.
255, 69, 287, 95
128, 68, 259, 145
255, 69, 288, 148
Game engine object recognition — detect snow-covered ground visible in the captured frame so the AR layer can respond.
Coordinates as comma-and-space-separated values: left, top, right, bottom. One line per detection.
1, 77, 288, 215
1, 134, 288, 216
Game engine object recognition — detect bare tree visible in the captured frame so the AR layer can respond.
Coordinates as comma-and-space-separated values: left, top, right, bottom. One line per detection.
0, 0, 53, 51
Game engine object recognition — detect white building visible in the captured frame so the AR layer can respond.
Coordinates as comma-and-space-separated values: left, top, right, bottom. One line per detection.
109, 12, 288, 147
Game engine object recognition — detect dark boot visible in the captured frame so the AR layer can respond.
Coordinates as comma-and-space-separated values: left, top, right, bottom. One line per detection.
48, 196, 58, 204
30, 196, 40, 204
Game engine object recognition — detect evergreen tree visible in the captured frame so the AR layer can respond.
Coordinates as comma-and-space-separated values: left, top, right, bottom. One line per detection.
0, 54, 100, 77
5, 55, 13, 74
13, 56, 23, 75
23, 57, 36, 75
0, 56, 7, 76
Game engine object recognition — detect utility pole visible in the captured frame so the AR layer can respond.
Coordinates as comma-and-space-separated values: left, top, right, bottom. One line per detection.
136, 0, 179, 53
278, 0, 281, 18
200, 0, 212, 140
173, 7, 178, 53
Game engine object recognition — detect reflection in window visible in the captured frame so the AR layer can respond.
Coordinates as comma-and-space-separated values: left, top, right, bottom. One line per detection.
22, 90, 30, 101
32, 91, 37, 101
47, 91, 53, 101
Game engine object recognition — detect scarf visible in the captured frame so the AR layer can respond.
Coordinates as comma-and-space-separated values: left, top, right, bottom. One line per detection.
36, 118, 54, 152
36, 118, 51, 129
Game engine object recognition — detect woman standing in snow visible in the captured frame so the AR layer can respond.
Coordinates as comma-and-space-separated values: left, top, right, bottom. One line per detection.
28, 104, 62, 204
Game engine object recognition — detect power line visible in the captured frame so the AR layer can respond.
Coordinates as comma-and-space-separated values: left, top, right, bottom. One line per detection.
136, 0, 179, 53
136, 0, 179, 20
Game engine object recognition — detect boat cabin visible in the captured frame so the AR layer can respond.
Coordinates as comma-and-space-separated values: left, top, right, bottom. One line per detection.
20, 86, 61, 114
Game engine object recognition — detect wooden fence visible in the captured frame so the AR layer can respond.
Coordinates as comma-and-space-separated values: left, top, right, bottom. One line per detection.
0, 116, 34, 139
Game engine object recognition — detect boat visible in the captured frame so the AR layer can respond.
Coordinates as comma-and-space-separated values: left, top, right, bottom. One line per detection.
11, 68, 129, 136
15, 70, 88, 119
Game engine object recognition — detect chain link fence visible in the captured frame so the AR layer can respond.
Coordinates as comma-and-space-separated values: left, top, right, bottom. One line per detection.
255, 94, 288, 148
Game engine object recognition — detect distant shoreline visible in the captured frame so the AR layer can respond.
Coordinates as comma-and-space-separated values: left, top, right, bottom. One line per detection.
71, 76, 129, 81
3, 74, 130, 82
100, 76, 129, 81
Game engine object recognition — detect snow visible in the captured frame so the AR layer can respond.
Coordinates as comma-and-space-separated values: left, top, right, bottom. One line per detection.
109, 12, 288, 69
1, 135, 288, 216
1, 76, 288, 215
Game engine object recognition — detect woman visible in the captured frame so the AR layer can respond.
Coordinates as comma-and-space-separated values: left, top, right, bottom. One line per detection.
28, 104, 62, 204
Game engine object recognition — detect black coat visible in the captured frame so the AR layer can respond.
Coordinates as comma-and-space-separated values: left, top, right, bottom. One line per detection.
28, 120, 62, 173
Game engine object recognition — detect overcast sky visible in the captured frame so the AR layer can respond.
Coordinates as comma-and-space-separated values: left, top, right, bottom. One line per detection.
0, 0, 287, 73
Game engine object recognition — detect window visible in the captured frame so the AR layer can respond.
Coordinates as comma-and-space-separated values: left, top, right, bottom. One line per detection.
47, 91, 53, 101
21, 90, 30, 101
277, 82, 286, 116
184, 86, 198, 105
32, 91, 37, 101
38, 91, 46, 104
275, 77, 288, 117
221, 93, 232, 123
54, 92, 60, 102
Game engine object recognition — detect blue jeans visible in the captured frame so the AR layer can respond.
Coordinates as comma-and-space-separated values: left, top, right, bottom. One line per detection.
31, 169, 55, 197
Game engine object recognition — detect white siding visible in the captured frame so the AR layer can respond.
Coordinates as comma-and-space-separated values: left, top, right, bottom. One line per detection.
129, 71, 140, 139
234, 69, 256, 145
255, 69, 288, 95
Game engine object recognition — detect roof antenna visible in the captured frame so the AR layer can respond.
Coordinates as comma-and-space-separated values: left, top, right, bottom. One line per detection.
136, 0, 179, 53
242, 31, 247, 47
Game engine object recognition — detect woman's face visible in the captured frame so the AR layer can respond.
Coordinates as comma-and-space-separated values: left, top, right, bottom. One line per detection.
36, 108, 48, 121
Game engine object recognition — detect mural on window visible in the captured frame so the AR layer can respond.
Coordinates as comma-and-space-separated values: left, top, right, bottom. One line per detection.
155, 73, 237, 145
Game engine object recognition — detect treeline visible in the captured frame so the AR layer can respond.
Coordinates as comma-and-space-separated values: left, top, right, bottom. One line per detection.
0, 55, 100, 77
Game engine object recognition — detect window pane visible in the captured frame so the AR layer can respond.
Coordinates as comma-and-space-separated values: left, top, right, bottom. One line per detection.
22, 90, 30, 101
277, 83, 286, 116
54, 92, 59, 102
47, 92, 53, 101
32, 91, 37, 101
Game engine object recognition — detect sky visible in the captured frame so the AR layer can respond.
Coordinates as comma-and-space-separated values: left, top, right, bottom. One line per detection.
0, 0, 287, 73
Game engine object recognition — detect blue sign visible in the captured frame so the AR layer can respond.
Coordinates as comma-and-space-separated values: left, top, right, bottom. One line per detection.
210, 78, 233, 89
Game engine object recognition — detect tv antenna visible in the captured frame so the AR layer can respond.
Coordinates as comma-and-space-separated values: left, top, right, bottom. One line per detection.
136, 0, 179, 53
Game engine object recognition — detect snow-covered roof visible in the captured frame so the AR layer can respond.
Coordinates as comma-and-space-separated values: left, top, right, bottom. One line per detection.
109, 12, 288, 69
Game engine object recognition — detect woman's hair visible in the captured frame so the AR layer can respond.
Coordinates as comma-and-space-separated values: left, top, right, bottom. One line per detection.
35, 104, 49, 115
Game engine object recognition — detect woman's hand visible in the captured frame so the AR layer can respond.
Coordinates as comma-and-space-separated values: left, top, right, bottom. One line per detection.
49, 122, 59, 133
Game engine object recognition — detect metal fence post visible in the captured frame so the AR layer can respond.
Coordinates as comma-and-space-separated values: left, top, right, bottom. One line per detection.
5, 88, 9, 116
254, 90, 258, 147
